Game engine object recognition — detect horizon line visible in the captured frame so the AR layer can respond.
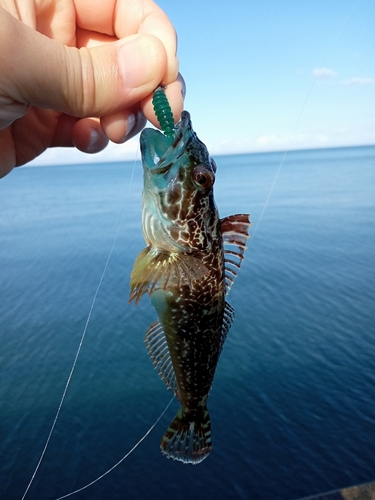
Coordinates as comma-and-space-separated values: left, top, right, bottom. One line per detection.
23, 142, 375, 169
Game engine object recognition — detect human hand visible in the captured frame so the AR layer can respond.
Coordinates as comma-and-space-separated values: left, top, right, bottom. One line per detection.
0, 0, 184, 178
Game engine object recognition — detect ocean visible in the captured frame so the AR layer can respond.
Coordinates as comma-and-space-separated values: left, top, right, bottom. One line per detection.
0, 145, 374, 500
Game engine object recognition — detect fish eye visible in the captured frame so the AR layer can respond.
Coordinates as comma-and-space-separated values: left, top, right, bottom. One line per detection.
193, 165, 215, 190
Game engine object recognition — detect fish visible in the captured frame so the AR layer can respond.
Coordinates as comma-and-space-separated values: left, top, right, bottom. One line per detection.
129, 110, 251, 464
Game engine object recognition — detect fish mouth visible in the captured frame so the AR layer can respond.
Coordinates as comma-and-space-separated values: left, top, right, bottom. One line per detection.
140, 111, 192, 176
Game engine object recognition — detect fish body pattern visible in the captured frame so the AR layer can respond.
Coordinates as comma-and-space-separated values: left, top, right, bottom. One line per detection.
130, 111, 250, 464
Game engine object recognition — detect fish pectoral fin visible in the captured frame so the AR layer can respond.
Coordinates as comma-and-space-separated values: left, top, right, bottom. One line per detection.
220, 214, 251, 294
129, 246, 161, 304
145, 319, 178, 396
129, 246, 209, 304
160, 407, 212, 464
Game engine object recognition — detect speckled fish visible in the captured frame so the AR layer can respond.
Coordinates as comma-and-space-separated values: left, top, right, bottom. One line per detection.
129, 110, 251, 464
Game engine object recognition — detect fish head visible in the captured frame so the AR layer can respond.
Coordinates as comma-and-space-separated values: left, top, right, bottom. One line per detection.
140, 111, 219, 253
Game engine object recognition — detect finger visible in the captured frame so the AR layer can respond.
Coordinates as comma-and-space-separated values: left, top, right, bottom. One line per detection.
71, 118, 109, 153
101, 109, 146, 144
43, 114, 107, 151
141, 73, 186, 129
135, 3, 179, 83
1, 9, 168, 119
50, 115, 109, 154
39, 113, 110, 153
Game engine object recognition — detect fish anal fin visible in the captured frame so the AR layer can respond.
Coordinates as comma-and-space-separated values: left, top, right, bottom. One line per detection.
129, 246, 209, 304
160, 407, 212, 464
220, 214, 251, 294
144, 319, 178, 395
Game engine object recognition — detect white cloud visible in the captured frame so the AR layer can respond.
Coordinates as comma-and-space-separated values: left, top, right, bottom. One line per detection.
312, 67, 337, 79
311, 68, 375, 87
340, 77, 375, 86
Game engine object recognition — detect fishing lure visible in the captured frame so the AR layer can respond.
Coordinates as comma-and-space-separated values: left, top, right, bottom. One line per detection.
152, 85, 175, 138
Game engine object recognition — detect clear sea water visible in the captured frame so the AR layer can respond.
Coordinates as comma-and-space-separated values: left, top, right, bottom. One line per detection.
0, 145, 374, 500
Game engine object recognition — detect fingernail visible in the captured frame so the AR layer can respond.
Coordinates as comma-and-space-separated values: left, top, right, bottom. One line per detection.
119, 37, 155, 89
126, 113, 136, 137
119, 113, 136, 143
178, 73, 186, 99
87, 127, 108, 153
87, 128, 100, 153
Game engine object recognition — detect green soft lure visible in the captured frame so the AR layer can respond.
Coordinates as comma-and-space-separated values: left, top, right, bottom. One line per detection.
152, 85, 175, 138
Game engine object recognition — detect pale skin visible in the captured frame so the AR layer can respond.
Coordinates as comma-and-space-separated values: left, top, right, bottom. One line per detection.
0, 0, 184, 178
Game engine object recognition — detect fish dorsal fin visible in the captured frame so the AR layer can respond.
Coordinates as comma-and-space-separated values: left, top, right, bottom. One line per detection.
220, 214, 251, 294
219, 301, 235, 355
129, 246, 209, 305
144, 319, 178, 395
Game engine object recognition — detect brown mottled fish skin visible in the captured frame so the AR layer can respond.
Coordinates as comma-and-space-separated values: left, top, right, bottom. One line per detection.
130, 111, 250, 464
154, 210, 227, 463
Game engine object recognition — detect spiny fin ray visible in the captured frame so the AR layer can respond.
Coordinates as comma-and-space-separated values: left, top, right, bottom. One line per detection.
144, 320, 178, 395
219, 302, 235, 356
129, 246, 209, 304
220, 214, 251, 294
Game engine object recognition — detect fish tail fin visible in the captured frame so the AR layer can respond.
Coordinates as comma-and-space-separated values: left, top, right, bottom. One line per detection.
160, 407, 212, 464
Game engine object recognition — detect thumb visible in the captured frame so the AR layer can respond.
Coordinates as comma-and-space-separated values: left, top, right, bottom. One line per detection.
0, 8, 168, 123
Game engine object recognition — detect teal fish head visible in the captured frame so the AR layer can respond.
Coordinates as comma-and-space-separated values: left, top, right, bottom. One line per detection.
140, 111, 219, 252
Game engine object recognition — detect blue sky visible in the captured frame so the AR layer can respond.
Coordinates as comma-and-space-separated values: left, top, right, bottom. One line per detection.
31, 0, 375, 166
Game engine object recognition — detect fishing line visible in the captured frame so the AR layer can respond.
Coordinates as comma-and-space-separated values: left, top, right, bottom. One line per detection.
21, 3, 360, 497
53, 396, 175, 500
249, 91, 311, 242
249, 0, 359, 242
21, 153, 139, 500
